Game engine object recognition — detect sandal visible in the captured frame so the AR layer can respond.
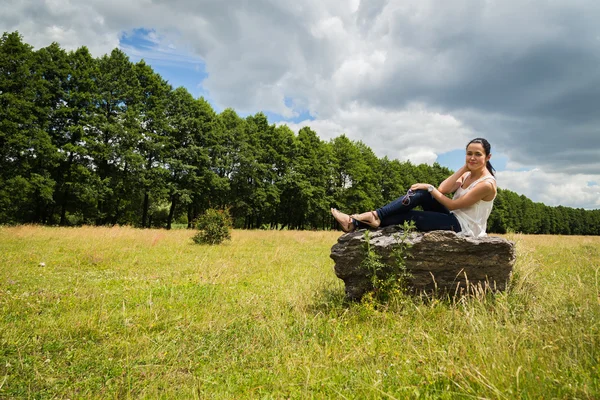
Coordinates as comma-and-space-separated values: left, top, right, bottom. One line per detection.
331, 208, 355, 232
351, 211, 380, 229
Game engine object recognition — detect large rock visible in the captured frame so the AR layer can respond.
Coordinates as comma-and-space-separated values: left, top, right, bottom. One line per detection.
330, 226, 516, 300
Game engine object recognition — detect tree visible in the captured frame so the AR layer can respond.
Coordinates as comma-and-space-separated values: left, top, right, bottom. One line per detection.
285, 126, 332, 229
330, 135, 381, 217
89, 48, 140, 225
231, 112, 274, 229
54, 46, 100, 225
134, 60, 172, 227
0, 32, 54, 223
164, 89, 215, 229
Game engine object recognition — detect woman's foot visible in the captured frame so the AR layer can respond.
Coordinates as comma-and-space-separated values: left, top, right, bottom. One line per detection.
331, 208, 355, 232
351, 211, 380, 228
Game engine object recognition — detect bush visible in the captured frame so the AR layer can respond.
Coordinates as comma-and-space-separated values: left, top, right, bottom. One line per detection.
192, 208, 232, 245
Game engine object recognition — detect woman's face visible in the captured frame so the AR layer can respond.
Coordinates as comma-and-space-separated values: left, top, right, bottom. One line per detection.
465, 142, 490, 172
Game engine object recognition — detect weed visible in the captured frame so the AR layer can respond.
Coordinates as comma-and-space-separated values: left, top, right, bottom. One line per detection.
361, 221, 415, 305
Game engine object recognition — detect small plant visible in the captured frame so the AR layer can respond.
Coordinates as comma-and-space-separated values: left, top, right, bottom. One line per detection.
360, 221, 415, 305
391, 221, 415, 288
192, 208, 232, 245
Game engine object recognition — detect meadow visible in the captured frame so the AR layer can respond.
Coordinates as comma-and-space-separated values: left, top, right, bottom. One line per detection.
0, 226, 599, 399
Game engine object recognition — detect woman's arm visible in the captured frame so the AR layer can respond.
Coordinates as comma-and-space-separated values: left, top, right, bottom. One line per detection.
437, 165, 469, 194
412, 181, 496, 211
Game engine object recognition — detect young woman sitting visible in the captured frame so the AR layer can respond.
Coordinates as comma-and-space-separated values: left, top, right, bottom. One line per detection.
331, 138, 497, 237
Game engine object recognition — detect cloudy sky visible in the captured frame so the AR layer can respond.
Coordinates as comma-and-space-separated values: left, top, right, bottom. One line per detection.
3, 0, 600, 209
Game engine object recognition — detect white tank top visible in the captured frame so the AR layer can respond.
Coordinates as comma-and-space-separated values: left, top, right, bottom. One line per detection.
451, 173, 496, 237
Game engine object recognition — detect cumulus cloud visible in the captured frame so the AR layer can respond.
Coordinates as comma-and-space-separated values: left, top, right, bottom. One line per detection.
0, 0, 121, 56
284, 102, 474, 165
497, 169, 600, 209
3, 0, 600, 208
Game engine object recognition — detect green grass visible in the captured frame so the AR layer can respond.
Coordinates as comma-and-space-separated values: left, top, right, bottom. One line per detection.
1, 226, 599, 399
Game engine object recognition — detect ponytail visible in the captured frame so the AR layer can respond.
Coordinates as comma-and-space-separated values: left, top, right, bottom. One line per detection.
486, 161, 495, 176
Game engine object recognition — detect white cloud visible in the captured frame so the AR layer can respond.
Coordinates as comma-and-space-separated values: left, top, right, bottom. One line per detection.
497, 169, 600, 209
284, 102, 474, 164
0, 0, 120, 56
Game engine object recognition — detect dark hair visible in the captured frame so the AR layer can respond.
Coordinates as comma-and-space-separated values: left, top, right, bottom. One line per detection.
467, 138, 495, 176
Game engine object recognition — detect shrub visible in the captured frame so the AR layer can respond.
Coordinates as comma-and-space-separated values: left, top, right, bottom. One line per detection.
192, 208, 232, 245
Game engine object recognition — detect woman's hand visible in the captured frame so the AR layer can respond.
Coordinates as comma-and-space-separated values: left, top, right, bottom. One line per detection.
438, 164, 470, 194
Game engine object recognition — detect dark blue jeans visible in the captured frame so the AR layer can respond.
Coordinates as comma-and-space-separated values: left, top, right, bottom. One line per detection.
362, 189, 461, 232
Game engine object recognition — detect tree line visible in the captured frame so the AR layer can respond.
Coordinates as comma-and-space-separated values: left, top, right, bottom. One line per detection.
1, 31, 599, 234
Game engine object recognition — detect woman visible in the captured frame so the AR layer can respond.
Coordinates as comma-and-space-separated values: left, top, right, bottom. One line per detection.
331, 138, 497, 237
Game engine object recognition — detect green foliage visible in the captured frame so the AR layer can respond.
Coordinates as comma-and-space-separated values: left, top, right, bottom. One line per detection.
192, 208, 232, 245
361, 221, 415, 305
1, 31, 599, 234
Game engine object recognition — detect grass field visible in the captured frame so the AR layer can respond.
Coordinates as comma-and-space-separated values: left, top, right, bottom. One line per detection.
1, 226, 599, 399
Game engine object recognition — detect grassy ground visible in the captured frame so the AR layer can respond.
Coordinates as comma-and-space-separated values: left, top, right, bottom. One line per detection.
0, 226, 599, 399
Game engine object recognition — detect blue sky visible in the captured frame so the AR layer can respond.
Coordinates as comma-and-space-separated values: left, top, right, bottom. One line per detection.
120, 28, 210, 100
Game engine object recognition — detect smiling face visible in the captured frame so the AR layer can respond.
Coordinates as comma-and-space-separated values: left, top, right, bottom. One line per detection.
465, 142, 491, 173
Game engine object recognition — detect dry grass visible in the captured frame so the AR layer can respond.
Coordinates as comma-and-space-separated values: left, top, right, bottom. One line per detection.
1, 226, 599, 398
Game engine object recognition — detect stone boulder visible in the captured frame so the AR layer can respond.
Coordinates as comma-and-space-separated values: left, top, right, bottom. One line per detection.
330, 226, 516, 300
